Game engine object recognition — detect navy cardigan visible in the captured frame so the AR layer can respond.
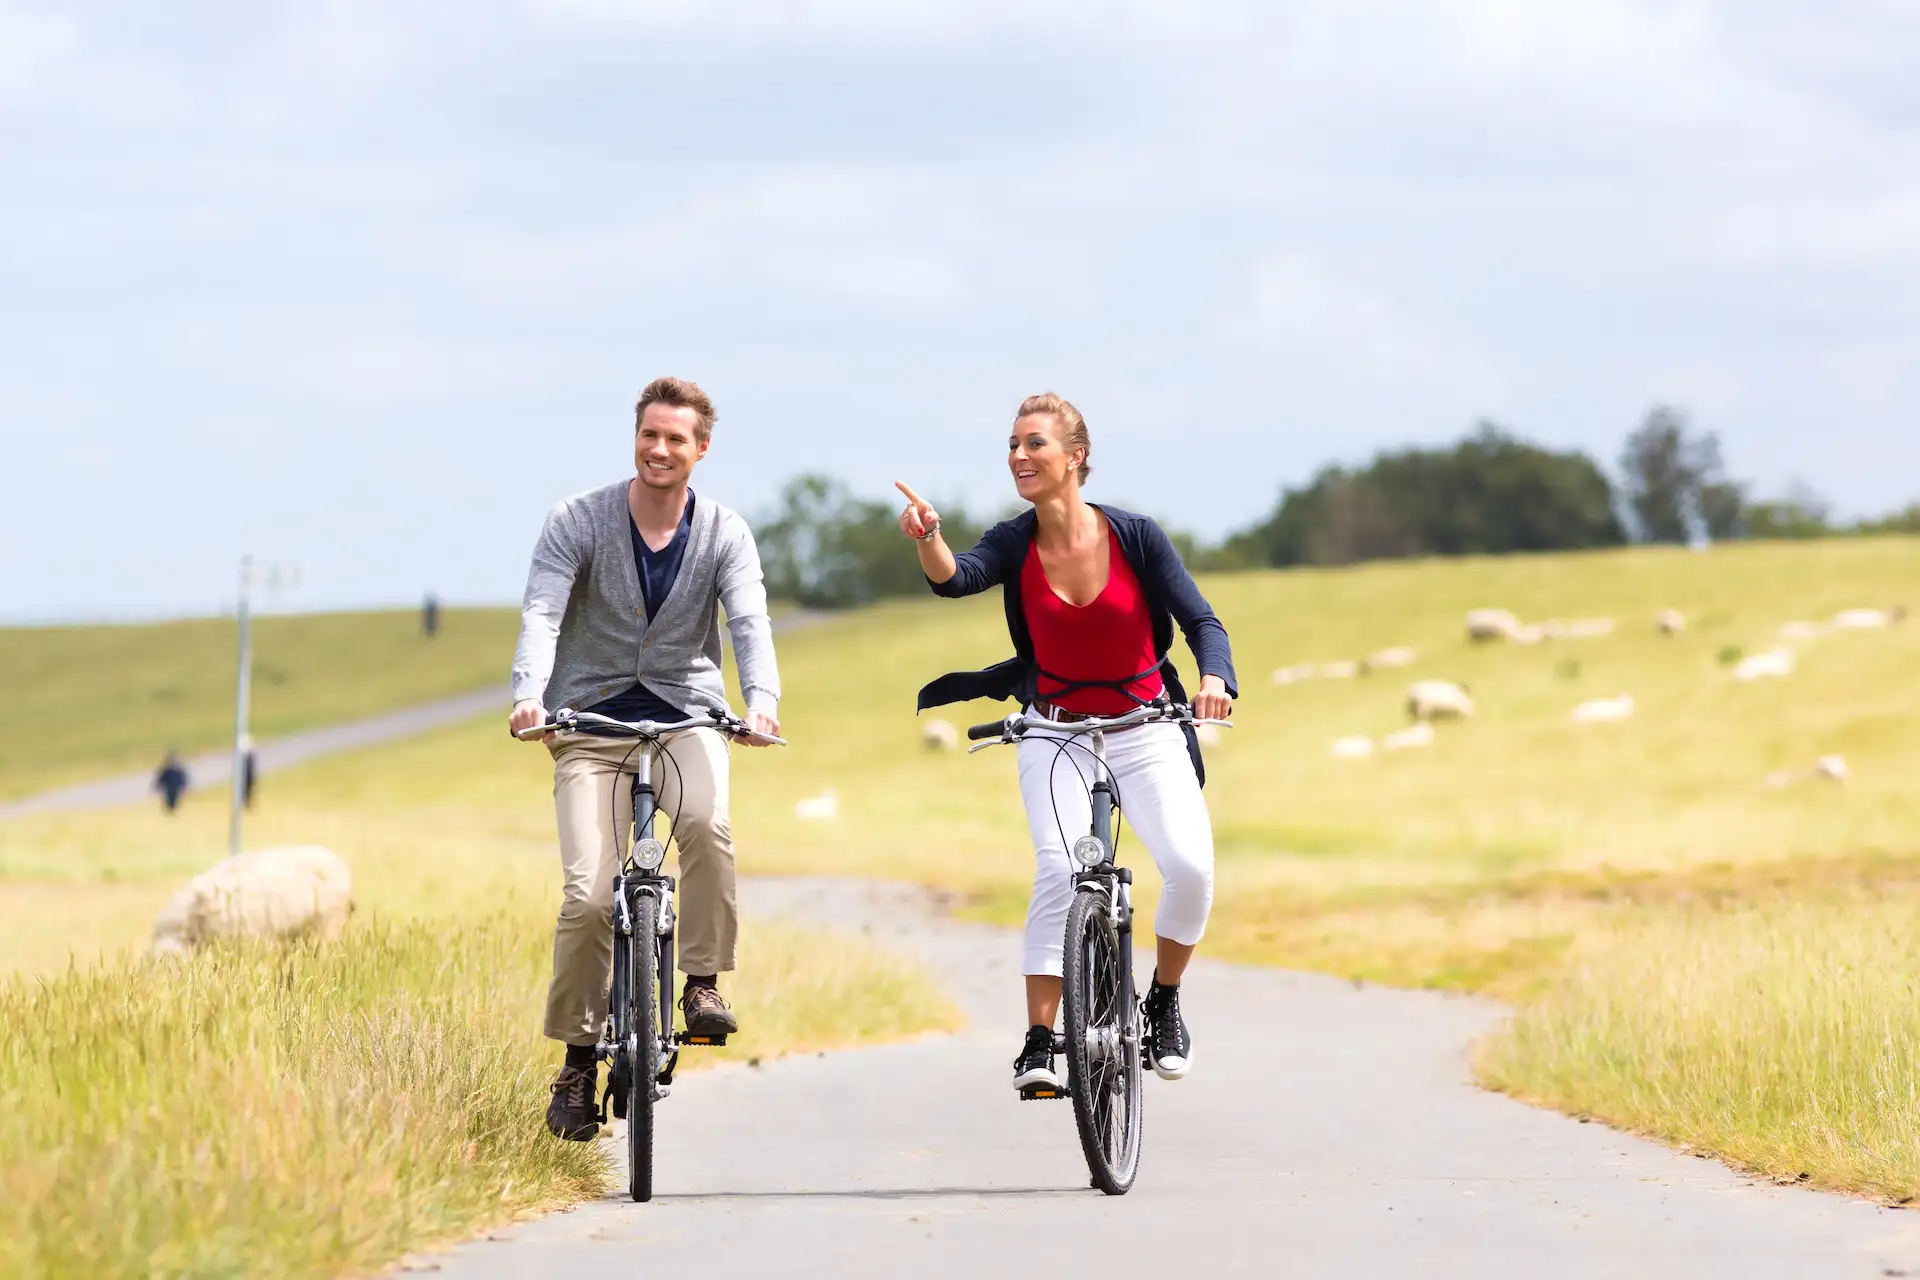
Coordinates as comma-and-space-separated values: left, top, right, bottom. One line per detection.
916, 505, 1238, 785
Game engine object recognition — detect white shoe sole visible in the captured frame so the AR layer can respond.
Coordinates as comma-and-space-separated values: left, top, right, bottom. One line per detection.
1013, 1065, 1064, 1091
1152, 1047, 1193, 1081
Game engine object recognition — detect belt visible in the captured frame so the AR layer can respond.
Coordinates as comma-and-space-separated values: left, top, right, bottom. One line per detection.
1032, 701, 1097, 724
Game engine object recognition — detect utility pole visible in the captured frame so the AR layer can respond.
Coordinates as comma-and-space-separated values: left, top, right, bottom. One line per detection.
229, 557, 297, 859
229, 555, 254, 859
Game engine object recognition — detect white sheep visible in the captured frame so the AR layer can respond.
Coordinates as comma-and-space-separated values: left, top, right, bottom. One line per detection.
1270, 663, 1318, 685
1733, 649, 1795, 682
794, 790, 839, 821
920, 718, 959, 751
1318, 660, 1362, 680
1563, 618, 1616, 639
1571, 694, 1635, 724
1330, 735, 1375, 760
151, 845, 353, 955
1763, 755, 1850, 789
1778, 620, 1826, 641
1831, 608, 1891, 631
1407, 679, 1474, 722
1466, 609, 1519, 642
1381, 722, 1435, 751
1657, 609, 1686, 635
1363, 646, 1417, 671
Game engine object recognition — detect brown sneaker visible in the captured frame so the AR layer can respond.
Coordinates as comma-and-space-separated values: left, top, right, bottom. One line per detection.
545, 1063, 600, 1141
679, 982, 739, 1037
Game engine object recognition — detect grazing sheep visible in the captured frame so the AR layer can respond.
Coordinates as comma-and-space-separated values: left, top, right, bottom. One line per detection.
1318, 660, 1362, 680
1657, 609, 1686, 635
1571, 694, 1635, 724
1466, 609, 1520, 642
794, 791, 839, 821
151, 845, 353, 955
1330, 735, 1375, 760
1764, 755, 1850, 789
1733, 649, 1795, 682
1563, 618, 1616, 639
1510, 624, 1547, 646
1271, 663, 1317, 685
1407, 680, 1474, 721
921, 718, 959, 751
1363, 646, 1417, 672
1831, 608, 1891, 630
1778, 620, 1826, 640
1381, 722, 1435, 751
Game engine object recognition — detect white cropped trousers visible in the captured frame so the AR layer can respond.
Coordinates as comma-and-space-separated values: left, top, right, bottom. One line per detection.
1015, 716, 1216, 976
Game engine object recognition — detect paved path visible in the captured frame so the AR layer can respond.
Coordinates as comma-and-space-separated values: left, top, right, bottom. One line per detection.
413, 877, 1920, 1279
0, 689, 505, 820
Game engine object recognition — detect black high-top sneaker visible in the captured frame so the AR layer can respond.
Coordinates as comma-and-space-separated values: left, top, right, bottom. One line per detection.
1143, 979, 1193, 1080
1012, 1024, 1062, 1092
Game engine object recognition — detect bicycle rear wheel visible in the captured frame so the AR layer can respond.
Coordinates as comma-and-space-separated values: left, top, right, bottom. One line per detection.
1063, 887, 1143, 1194
627, 889, 661, 1203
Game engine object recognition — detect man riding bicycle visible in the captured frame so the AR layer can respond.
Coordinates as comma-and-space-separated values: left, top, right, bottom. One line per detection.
510, 376, 781, 1142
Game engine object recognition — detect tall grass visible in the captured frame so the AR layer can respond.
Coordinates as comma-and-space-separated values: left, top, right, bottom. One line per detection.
1478, 895, 1920, 1201
0, 911, 957, 1278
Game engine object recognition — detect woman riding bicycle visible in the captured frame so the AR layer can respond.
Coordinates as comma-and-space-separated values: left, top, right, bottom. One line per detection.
898, 392, 1236, 1092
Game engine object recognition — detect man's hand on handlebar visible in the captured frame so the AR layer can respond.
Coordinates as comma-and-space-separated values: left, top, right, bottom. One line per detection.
742, 708, 781, 747
1193, 674, 1233, 723
510, 699, 551, 743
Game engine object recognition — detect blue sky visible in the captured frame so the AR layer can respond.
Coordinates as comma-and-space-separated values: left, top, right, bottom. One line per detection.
4, 1, 1918, 621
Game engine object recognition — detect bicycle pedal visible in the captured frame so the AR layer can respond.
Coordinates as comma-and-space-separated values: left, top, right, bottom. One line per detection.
676, 1032, 728, 1047
1019, 1084, 1070, 1101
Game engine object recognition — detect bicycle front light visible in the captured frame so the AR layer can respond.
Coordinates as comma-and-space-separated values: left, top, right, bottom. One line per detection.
1071, 835, 1106, 870
633, 838, 666, 871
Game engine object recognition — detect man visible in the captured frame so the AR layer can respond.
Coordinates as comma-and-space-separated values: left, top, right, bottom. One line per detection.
154, 750, 189, 813
510, 376, 781, 1142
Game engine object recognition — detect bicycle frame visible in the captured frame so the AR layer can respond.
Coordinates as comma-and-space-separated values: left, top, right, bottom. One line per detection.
606, 746, 680, 1094
1076, 725, 1137, 1067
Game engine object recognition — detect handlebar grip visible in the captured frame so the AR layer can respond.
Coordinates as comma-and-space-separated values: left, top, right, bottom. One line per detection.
967, 721, 1004, 741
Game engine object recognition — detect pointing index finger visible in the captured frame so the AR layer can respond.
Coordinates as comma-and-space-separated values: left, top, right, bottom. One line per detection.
894, 481, 930, 512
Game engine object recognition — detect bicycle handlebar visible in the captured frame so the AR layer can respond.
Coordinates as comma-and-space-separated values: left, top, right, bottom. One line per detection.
514, 707, 788, 747
965, 702, 1232, 752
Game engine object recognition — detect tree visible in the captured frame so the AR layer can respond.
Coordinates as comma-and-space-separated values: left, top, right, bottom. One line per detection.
1744, 482, 1833, 540
1617, 406, 1744, 543
754, 475, 987, 609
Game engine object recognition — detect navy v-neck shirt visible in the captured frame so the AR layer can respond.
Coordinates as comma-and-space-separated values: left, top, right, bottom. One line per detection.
586, 492, 694, 724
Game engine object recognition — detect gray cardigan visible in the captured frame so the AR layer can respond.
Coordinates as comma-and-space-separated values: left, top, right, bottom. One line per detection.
511, 481, 780, 719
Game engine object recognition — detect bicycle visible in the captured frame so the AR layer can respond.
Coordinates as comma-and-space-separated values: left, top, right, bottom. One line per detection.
515, 706, 786, 1202
966, 700, 1230, 1196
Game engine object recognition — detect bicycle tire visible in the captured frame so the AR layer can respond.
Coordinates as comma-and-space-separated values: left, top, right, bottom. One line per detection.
1063, 887, 1143, 1194
628, 889, 660, 1203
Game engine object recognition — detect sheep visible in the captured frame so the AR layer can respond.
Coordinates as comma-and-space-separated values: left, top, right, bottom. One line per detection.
1831, 608, 1891, 631
921, 718, 959, 751
1270, 663, 1317, 685
1510, 624, 1547, 646
1407, 679, 1474, 721
1657, 609, 1686, 635
151, 845, 353, 955
1362, 646, 1417, 672
1466, 609, 1520, 642
1571, 694, 1635, 724
1778, 620, 1826, 641
1733, 649, 1795, 682
1317, 660, 1362, 680
1763, 755, 1850, 789
1563, 618, 1616, 639
1381, 722, 1435, 751
1330, 735, 1375, 760
794, 790, 839, 821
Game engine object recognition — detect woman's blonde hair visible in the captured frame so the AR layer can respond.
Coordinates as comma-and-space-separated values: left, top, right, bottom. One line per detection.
1015, 392, 1091, 485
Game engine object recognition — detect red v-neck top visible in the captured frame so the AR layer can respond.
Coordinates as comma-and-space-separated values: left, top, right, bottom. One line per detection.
1020, 525, 1164, 715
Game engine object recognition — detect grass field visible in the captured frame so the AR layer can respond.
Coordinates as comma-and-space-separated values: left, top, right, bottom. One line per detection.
0, 607, 518, 802
5, 534, 1918, 1214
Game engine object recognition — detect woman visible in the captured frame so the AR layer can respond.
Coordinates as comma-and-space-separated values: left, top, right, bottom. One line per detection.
897, 392, 1237, 1091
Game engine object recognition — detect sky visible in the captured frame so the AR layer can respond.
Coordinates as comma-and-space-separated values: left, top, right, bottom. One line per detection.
3, 0, 1918, 622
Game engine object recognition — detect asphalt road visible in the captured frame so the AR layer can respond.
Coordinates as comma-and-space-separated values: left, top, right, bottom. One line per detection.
411, 877, 1920, 1280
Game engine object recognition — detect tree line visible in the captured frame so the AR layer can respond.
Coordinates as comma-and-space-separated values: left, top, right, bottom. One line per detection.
753, 407, 1919, 608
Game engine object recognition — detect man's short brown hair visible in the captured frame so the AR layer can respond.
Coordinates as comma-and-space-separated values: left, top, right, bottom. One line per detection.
635, 376, 717, 444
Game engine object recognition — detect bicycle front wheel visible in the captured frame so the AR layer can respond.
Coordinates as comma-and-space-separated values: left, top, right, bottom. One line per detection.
627, 889, 661, 1203
1063, 887, 1143, 1194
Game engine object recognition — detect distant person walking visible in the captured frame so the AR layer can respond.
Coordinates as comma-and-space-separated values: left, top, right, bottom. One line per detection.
239, 734, 259, 809
154, 750, 189, 812
422, 592, 440, 638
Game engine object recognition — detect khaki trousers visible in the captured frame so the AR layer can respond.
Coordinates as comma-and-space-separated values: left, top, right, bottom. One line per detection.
543, 728, 735, 1046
